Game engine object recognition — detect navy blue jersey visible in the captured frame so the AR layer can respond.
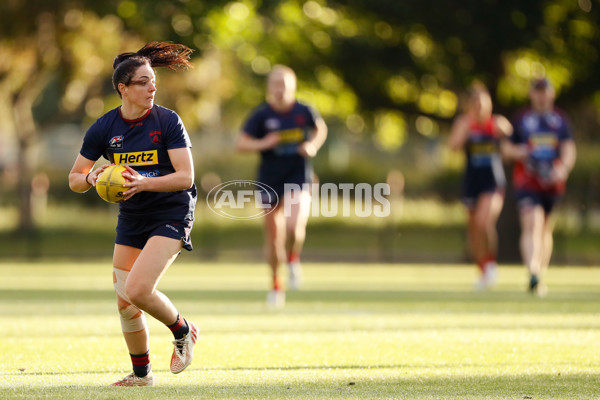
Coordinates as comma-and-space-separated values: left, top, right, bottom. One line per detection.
461, 117, 505, 204
465, 118, 501, 170
242, 102, 319, 190
511, 107, 572, 193
80, 105, 196, 220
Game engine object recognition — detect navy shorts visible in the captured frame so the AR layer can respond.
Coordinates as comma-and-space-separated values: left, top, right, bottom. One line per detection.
515, 189, 561, 215
259, 167, 311, 206
461, 169, 504, 210
116, 215, 194, 251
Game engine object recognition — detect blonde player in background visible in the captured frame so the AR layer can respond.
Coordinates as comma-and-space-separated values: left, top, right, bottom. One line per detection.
236, 65, 327, 307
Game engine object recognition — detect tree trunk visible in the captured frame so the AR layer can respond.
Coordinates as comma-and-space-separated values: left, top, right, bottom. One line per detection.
12, 72, 49, 234
13, 104, 36, 233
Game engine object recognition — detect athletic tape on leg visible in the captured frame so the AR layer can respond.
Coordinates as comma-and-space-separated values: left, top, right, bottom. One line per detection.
113, 268, 147, 333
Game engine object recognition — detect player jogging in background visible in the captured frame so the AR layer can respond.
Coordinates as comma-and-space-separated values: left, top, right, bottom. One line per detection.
502, 77, 576, 296
236, 65, 327, 307
68, 42, 198, 386
448, 82, 513, 290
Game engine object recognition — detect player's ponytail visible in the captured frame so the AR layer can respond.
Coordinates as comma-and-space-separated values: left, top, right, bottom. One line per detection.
134, 41, 193, 70
112, 41, 193, 97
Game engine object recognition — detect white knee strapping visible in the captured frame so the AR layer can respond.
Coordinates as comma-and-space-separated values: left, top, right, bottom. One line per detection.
118, 304, 146, 332
113, 268, 130, 301
113, 268, 147, 333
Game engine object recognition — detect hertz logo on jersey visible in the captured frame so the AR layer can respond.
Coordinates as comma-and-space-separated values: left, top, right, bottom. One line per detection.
277, 128, 305, 144
469, 142, 496, 155
530, 133, 558, 148
114, 150, 158, 166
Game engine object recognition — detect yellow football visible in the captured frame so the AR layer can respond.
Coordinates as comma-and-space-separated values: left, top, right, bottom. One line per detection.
96, 165, 128, 203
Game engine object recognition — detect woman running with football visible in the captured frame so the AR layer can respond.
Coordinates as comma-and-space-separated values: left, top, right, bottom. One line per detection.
68, 41, 198, 386
448, 82, 513, 290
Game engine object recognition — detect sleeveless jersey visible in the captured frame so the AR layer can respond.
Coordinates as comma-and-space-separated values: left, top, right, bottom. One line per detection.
464, 117, 505, 188
511, 107, 573, 194
80, 105, 196, 220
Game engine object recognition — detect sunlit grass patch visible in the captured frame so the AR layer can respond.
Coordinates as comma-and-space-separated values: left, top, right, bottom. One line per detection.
0, 262, 599, 399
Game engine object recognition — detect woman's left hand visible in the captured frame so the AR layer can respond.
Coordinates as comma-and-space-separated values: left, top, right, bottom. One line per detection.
298, 141, 317, 158
550, 160, 569, 184
121, 165, 145, 201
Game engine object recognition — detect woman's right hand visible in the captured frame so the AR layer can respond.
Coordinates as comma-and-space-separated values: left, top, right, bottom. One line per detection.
87, 164, 111, 187
514, 145, 530, 161
261, 132, 280, 150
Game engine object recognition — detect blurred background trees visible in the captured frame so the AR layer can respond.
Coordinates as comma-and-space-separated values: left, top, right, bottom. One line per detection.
1, 0, 599, 261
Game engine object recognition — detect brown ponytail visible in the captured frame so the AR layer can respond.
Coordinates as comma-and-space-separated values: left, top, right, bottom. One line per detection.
112, 41, 193, 97
133, 41, 193, 70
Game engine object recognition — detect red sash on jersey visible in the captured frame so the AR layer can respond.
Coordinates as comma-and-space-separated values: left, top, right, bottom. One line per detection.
468, 117, 496, 138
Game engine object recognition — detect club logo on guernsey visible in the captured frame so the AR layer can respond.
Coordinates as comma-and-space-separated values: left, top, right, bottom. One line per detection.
109, 136, 123, 148
114, 150, 158, 166
149, 130, 162, 145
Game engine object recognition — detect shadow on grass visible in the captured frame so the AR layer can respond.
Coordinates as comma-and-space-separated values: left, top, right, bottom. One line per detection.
1, 372, 598, 399
1, 288, 598, 317
0, 224, 467, 263
0, 288, 598, 303
2, 222, 598, 265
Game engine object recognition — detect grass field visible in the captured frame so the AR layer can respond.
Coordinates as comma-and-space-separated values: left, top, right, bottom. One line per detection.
0, 262, 599, 399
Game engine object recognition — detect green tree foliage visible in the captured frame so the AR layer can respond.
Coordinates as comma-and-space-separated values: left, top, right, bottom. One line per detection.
0, 2, 130, 230
1, 0, 599, 229
109, 0, 600, 145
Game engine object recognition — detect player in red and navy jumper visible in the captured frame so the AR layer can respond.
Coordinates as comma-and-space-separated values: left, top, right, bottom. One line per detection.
236, 65, 327, 307
69, 42, 199, 386
448, 82, 513, 290
504, 78, 576, 295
